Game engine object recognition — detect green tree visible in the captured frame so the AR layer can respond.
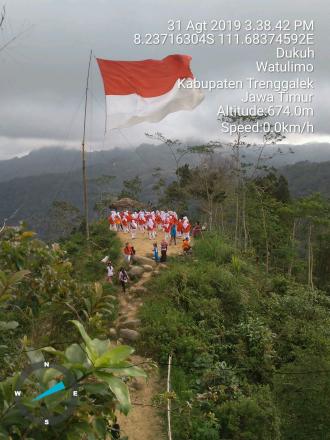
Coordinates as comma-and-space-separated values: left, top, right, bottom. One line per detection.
296, 194, 330, 288
45, 201, 82, 241
91, 175, 116, 217
275, 352, 330, 440
119, 175, 142, 200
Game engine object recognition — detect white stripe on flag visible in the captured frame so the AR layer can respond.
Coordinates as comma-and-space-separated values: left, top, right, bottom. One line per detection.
106, 79, 204, 129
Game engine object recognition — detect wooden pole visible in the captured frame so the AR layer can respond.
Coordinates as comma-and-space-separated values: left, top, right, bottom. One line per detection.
82, 50, 92, 241
167, 353, 173, 440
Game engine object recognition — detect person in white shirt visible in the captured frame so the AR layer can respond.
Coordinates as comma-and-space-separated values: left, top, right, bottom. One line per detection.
106, 261, 114, 283
131, 219, 137, 239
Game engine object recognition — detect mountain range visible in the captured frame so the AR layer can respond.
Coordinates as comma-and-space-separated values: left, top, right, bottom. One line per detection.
0, 142, 329, 238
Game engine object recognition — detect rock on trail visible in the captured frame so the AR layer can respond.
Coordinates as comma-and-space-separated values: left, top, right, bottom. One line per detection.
114, 231, 183, 440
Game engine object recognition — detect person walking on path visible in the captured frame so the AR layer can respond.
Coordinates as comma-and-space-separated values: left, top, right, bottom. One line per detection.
182, 217, 191, 240
182, 237, 192, 255
192, 221, 202, 238
170, 222, 177, 245
118, 267, 129, 293
160, 239, 168, 262
153, 242, 160, 263
123, 242, 133, 264
163, 221, 171, 242
106, 261, 114, 283
130, 219, 137, 239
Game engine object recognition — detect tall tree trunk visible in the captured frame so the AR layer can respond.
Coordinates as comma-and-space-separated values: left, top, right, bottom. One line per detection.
235, 191, 240, 248
257, 190, 269, 273
261, 203, 269, 273
233, 141, 241, 249
209, 210, 213, 232
307, 223, 314, 289
220, 204, 224, 234
288, 219, 297, 276
242, 187, 248, 252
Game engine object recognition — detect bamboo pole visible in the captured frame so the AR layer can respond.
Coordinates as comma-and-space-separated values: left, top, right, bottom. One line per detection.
81, 50, 93, 241
167, 353, 173, 440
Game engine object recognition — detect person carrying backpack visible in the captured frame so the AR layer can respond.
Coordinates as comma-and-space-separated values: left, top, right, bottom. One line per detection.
160, 239, 168, 262
118, 267, 129, 293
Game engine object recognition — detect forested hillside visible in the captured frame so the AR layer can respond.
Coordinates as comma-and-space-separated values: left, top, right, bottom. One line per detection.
0, 143, 329, 240
0, 129, 329, 439
281, 160, 330, 198
132, 135, 330, 439
139, 235, 330, 439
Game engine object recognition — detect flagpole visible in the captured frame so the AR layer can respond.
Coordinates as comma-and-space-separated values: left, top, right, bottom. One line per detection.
82, 49, 92, 241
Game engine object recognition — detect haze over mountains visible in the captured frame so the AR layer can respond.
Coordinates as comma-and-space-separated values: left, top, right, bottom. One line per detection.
1, 142, 329, 183
0, 142, 329, 238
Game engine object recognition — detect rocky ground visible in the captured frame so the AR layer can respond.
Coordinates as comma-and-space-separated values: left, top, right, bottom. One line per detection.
113, 231, 182, 440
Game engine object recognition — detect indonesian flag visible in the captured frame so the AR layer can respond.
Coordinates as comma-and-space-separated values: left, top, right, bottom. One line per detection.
96, 54, 204, 129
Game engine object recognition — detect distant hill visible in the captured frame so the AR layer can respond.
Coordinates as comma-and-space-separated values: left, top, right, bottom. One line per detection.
0, 144, 329, 239
0, 144, 183, 238
1, 142, 329, 183
0, 144, 175, 183
281, 160, 330, 198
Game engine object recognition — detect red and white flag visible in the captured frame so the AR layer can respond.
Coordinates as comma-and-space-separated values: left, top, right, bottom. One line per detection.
96, 54, 204, 129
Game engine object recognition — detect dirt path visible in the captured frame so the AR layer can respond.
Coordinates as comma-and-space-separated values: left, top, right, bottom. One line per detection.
119, 230, 181, 259
115, 231, 181, 440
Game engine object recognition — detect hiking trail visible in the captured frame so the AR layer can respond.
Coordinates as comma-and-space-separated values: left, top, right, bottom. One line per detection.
113, 232, 181, 440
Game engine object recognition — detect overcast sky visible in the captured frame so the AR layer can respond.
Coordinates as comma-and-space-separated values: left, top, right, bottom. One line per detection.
0, 0, 329, 160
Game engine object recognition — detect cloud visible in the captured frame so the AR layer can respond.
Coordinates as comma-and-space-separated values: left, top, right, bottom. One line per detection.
0, 0, 329, 158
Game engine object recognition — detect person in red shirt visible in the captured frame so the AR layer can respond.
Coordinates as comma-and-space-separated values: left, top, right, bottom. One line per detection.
155, 213, 162, 231
115, 215, 122, 232
163, 222, 171, 242
126, 211, 133, 229
138, 214, 146, 233
108, 215, 115, 230
177, 219, 183, 237
123, 242, 133, 264
182, 217, 191, 240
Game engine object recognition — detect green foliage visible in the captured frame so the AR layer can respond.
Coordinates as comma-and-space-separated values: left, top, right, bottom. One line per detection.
274, 352, 330, 440
63, 220, 121, 282
0, 223, 140, 438
193, 234, 235, 265
45, 200, 83, 241
118, 175, 142, 200
0, 221, 122, 383
314, 230, 330, 292
139, 233, 330, 439
254, 172, 291, 203
216, 386, 280, 439
0, 321, 145, 439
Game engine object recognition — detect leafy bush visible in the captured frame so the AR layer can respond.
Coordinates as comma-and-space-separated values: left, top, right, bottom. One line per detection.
0, 321, 145, 439
193, 234, 235, 265
138, 233, 330, 439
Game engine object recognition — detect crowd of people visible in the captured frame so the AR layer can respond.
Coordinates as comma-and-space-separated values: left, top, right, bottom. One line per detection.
103, 210, 203, 292
108, 210, 202, 241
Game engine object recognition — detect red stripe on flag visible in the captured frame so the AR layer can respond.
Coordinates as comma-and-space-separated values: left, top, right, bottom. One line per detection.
96, 54, 194, 98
